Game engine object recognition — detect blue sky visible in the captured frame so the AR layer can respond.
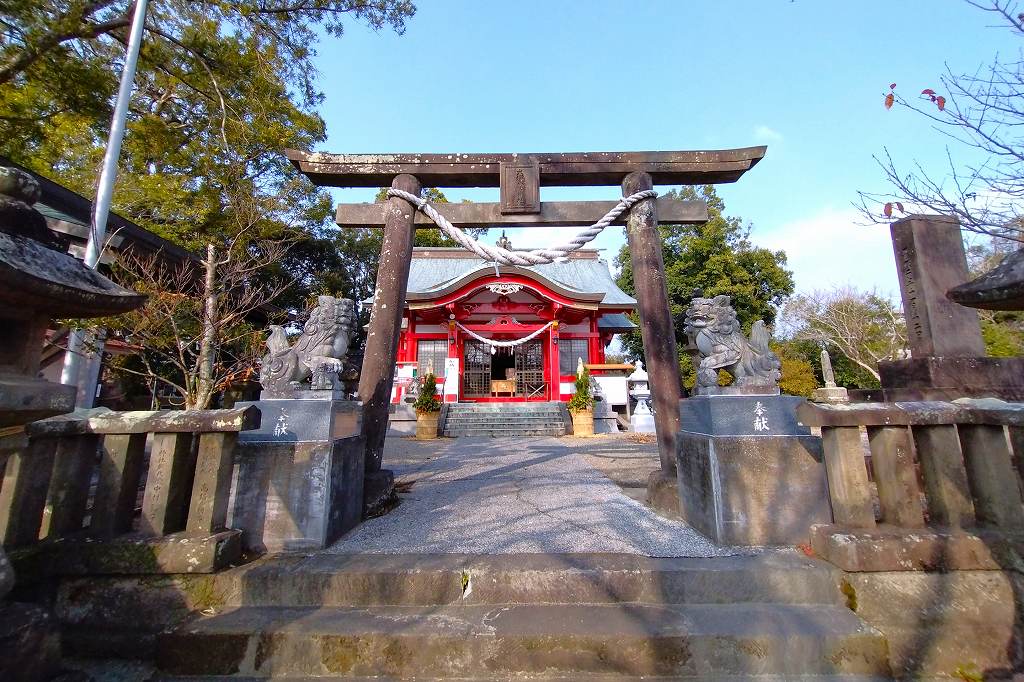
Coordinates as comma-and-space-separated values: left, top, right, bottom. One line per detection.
310, 1, 1016, 297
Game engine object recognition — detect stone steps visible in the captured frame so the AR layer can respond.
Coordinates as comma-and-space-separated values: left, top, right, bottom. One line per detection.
445, 429, 566, 437
444, 413, 565, 419
156, 603, 889, 678
212, 554, 845, 608
161, 671, 897, 675
140, 553, 892, 679
443, 402, 568, 437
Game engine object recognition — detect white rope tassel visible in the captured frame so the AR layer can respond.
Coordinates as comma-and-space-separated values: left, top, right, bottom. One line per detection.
387, 188, 657, 267
456, 321, 554, 351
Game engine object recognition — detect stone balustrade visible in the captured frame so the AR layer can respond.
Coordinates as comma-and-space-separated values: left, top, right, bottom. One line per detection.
797, 399, 1024, 571
0, 406, 259, 575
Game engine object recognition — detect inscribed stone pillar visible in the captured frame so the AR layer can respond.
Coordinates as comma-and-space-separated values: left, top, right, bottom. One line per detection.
890, 215, 985, 357
623, 171, 682, 474
359, 174, 421, 473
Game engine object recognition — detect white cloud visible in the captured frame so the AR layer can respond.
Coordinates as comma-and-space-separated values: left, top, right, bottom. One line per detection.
752, 207, 900, 297
753, 125, 783, 142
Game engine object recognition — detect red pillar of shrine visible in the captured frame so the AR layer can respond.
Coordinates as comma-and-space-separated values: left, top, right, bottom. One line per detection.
588, 313, 600, 366
549, 320, 560, 401
446, 319, 458, 403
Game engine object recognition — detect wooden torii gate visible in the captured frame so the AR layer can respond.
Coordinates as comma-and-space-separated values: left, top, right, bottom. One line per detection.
287, 147, 766, 478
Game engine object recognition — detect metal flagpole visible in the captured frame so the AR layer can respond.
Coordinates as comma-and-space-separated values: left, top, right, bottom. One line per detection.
61, 0, 150, 401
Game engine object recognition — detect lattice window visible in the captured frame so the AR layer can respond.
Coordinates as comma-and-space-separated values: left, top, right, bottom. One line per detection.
559, 339, 590, 375
417, 340, 448, 377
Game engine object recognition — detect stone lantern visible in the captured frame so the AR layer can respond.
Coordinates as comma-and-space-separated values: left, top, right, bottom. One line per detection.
627, 361, 655, 433
0, 166, 144, 678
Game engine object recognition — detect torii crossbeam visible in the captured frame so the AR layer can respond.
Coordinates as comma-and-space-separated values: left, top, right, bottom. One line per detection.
288, 146, 767, 487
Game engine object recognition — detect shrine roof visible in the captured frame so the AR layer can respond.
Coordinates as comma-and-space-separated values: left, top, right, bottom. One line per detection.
597, 313, 637, 332
404, 247, 636, 307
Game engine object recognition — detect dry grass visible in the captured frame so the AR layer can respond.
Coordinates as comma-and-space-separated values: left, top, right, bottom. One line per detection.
627, 432, 657, 445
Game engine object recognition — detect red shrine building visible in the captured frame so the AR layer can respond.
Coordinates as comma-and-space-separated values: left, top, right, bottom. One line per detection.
388, 245, 637, 404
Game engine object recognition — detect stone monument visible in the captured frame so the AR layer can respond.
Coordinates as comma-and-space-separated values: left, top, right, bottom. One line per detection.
878, 215, 1024, 400
675, 295, 830, 545
811, 348, 849, 403
229, 295, 367, 552
0, 166, 144, 679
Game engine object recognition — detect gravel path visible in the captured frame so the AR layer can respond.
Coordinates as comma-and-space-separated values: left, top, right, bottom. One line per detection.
327, 435, 747, 557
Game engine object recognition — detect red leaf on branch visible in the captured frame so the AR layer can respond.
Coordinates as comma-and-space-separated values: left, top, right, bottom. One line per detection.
896, 202, 904, 213
884, 93, 895, 109
935, 96, 946, 111
921, 88, 936, 96
889, 83, 897, 90
883, 202, 893, 218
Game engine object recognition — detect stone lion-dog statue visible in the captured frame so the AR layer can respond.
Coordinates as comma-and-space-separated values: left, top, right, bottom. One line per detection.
683, 294, 781, 392
259, 295, 356, 396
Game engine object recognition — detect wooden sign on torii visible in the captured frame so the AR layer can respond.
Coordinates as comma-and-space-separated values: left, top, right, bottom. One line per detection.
287, 146, 767, 478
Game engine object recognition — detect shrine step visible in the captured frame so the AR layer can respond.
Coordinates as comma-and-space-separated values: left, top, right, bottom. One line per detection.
211, 553, 845, 608
443, 402, 568, 437
445, 428, 566, 437
156, 603, 889, 678
161, 671, 897, 675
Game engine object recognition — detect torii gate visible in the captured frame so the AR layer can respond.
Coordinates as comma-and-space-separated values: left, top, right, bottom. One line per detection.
287, 147, 766, 479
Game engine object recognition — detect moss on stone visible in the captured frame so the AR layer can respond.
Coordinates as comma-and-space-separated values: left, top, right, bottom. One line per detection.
840, 578, 858, 612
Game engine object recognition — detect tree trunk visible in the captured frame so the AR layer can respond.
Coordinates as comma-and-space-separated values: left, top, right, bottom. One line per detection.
194, 243, 218, 410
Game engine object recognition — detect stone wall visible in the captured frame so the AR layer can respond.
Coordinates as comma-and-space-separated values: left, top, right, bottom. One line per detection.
843, 569, 1023, 679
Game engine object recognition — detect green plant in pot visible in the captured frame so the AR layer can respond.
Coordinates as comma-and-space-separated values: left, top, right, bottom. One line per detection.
567, 362, 594, 436
413, 372, 442, 439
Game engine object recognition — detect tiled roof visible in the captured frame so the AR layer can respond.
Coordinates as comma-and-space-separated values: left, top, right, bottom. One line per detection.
404, 249, 637, 307
597, 312, 637, 331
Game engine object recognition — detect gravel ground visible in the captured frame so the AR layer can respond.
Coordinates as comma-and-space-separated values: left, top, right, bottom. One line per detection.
327, 434, 748, 557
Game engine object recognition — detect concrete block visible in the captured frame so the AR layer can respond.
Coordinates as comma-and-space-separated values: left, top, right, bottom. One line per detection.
845, 569, 1024, 678
676, 430, 831, 546
809, 524, 1024, 572
229, 435, 365, 553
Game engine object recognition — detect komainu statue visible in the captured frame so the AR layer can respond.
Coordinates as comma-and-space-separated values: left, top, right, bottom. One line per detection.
683, 294, 781, 391
259, 295, 357, 396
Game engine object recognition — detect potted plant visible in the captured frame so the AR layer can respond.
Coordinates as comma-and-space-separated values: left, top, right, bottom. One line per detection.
413, 372, 442, 439
567, 364, 594, 437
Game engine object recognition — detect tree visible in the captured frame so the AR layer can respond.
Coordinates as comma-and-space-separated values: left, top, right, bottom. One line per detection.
615, 185, 795, 388
98, 237, 291, 410
781, 287, 908, 383
1, 0, 416, 289
4, 1, 418, 404
772, 342, 818, 397
860, 0, 1023, 244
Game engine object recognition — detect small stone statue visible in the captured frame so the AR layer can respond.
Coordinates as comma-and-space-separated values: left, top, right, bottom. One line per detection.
682, 294, 781, 391
811, 346, 849, 403
259, 295, 357, 396
821, 347, 837, 388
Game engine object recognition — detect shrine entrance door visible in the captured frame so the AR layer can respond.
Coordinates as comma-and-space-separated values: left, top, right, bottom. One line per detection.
462, 340, 491, 399
461, 338, 547, 401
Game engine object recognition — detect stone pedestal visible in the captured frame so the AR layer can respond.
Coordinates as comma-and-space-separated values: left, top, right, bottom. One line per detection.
878, 356, 1024, 401
811, 386, 850, 403
676, 394, 831, 546
593, 398, 618, 433
228, 398, 365, 552
387, 403, 417, 436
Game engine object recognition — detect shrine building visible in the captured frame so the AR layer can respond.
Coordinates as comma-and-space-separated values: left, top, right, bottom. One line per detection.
389, 244, 637, 404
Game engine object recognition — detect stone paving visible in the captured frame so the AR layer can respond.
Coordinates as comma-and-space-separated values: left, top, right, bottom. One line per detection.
327, 434, 748, 557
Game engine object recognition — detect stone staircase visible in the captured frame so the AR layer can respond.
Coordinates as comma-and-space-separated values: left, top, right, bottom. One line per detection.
442, 401, 568, 437
149, 553, 893, 680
